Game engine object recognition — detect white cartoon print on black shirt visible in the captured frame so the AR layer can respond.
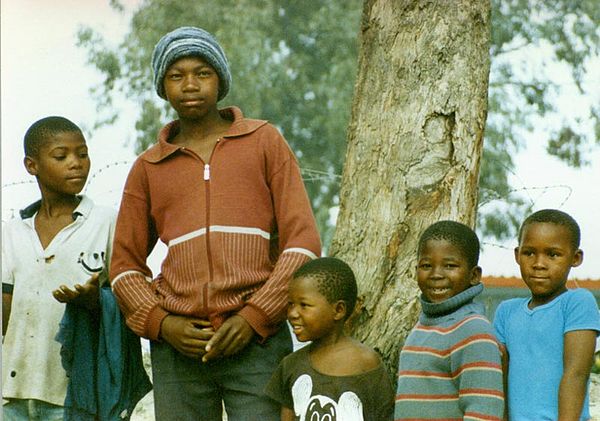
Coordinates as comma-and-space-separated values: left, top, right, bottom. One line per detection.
291, 374, 364, 421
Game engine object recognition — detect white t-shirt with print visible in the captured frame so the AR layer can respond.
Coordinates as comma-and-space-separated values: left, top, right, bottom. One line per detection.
2, 196, 115, 406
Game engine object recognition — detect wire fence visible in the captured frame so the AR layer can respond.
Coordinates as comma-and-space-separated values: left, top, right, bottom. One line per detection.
2, 160, 574, 252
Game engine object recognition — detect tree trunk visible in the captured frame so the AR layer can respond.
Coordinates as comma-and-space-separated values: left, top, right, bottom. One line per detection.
330, 0, 491, 374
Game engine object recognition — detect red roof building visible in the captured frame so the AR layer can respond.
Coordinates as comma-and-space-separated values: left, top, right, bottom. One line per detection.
478, 276, 600, 321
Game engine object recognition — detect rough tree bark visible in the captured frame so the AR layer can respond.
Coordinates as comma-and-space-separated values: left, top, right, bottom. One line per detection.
330, 0, 491, 374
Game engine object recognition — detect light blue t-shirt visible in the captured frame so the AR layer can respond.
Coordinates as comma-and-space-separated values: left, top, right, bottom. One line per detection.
494, 288, 600, 421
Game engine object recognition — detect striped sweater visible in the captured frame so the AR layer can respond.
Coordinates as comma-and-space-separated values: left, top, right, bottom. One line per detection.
110, 107, 321, 341
395, 284, 504, 421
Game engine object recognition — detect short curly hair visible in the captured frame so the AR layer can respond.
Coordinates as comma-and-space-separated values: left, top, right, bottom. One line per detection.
418, 220, 480, 269
24, 116, 82, 157
519, 209, 580, 250
293, 257, 357, 320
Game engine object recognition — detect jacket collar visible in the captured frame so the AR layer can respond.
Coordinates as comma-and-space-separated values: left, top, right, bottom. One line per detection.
142, 106, 268, 163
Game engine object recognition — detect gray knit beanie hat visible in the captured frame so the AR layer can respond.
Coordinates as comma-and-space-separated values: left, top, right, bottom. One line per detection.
151, 26, 232, 101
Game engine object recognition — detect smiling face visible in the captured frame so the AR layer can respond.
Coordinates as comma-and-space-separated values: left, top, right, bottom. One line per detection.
163, 56, 220, 121
417, 239, 481, 304
287, 275, 344, 344
25, 130, 90, 198
515, 222, 583, 308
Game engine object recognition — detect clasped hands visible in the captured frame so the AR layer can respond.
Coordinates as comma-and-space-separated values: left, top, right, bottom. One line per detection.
159, 314, 255, 362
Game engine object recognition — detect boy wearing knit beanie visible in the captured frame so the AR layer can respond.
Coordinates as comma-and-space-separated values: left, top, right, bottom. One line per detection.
395, 221, 505, 420
110, 26, 321, 420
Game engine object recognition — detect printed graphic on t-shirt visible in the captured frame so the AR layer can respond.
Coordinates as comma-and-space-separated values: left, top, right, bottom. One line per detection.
77, 251, 106, 274
291, 374, 364, 420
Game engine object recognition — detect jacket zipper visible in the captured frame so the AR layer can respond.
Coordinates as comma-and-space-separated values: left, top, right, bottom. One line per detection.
203, 139, 220, 314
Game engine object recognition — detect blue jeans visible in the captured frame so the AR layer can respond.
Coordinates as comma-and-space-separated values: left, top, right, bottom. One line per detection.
3, 399, 64, 421
150, 324, 292, 421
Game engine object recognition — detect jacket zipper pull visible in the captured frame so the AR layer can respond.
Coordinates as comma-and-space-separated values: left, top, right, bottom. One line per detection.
204, 164, 210, 181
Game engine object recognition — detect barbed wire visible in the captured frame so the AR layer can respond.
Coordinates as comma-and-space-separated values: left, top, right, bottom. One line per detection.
479, 184, 572, 208
301, 168, 342, 182
1, 161, 134, 192
480, 241, 514, 251
1, 180, 37, 189
2, 161, 134, 223
2, 160, 575, 234
82, 160, 133, 192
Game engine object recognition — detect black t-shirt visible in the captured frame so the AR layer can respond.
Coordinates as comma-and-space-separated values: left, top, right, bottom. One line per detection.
265, 345, 394, 421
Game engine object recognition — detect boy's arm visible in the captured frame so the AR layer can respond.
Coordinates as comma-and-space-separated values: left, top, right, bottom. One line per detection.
558, 329, 596, 420
110, 163, 163, 339
237, 129, 321, 339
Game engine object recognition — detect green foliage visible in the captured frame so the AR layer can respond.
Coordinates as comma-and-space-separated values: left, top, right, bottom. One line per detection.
79, 0, 598, 246
482, 0, 600, 239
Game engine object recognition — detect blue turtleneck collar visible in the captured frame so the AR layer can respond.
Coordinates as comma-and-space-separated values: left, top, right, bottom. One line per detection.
420, 283, 484, 318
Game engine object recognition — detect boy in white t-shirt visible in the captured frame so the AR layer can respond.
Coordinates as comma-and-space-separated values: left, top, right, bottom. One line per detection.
2, 116, 116, 419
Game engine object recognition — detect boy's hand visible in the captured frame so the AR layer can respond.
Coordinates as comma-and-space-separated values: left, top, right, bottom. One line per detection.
202, 315, 255, 363
160, 315, 214, 359
53, 273, 100, 310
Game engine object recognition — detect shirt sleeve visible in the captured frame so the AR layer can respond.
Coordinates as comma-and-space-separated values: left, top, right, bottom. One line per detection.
239, 126, 321, 338
110, 160, 166, 340
265, 358, 294, 409
451, 317, 505, 420
564, 289, 600, 334
493, 302, 507, 345
372, 365, 395, 421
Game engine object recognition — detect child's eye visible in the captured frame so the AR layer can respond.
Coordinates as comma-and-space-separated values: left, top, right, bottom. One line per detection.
167, 73, 182, 80
53, 155, 66, 160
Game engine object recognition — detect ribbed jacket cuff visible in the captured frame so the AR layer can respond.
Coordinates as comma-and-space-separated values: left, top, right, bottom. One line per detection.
146, 305, 170, 341
238, 304, 277, 340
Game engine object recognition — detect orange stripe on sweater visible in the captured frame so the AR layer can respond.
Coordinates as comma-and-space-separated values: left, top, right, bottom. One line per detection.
399, 361, 502, 379
460, 388, 504, 399
464, 412, 502, 421
414, 315, 490, 334
396, 394, 458, 401
402, 334, 499, 357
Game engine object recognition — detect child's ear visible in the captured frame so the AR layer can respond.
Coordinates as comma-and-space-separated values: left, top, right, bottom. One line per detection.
24, 156, 38, 176
571, 249, 584, 268
470, 266, 482, 286
513, 247, 520, 264
333, 301, 347, 321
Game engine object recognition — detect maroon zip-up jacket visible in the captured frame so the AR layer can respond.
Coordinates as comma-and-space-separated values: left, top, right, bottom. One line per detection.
110, 107, 321, 340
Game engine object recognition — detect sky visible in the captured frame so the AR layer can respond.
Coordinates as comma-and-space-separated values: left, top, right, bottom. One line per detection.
2, 1, 600, 279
